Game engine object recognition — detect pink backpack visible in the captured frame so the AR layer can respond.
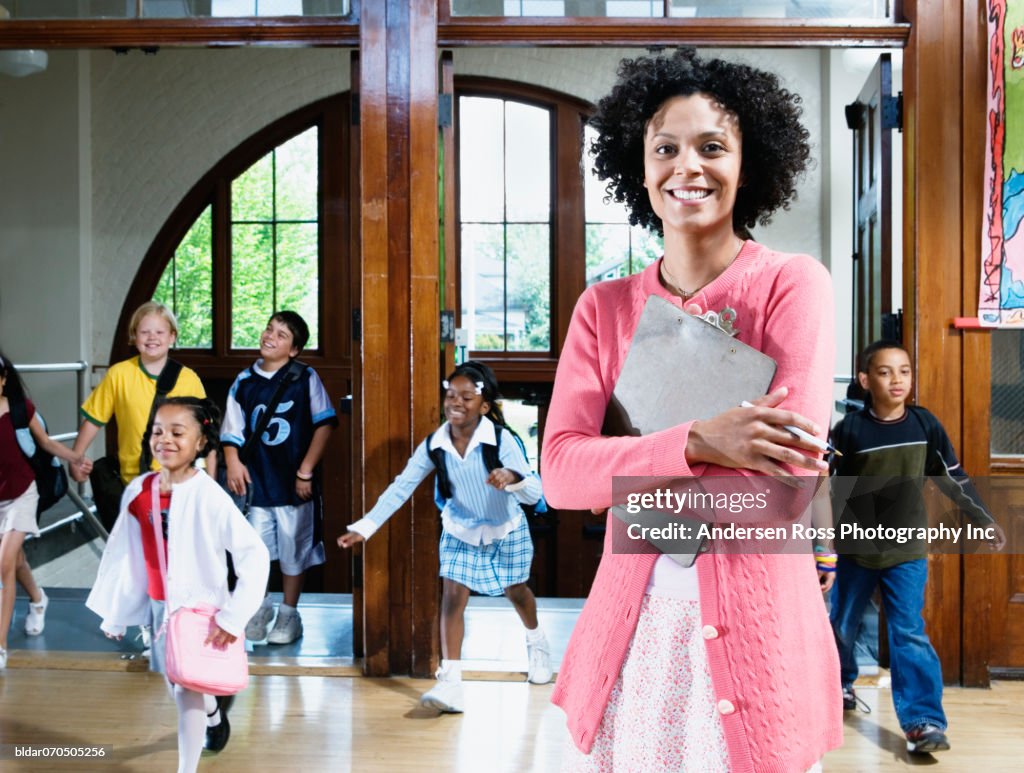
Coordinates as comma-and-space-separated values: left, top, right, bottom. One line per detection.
150, 474, 249, 696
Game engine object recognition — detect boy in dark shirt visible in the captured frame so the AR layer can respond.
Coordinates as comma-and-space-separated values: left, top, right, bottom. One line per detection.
829, 340, 1004, 755
221, 311, 337, 644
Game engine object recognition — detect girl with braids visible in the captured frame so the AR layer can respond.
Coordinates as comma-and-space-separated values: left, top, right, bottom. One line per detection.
87, 397, 269, 772
543, 49, 841, 771
339, 360, 549, 713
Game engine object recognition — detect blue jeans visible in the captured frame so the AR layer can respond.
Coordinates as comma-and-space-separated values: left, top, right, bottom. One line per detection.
830, 556, 946, 731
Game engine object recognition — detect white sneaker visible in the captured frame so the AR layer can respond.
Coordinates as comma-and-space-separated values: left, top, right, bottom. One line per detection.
266, 609, 302, 644
420, 674, 464, 713
527, 634, 553, 684
25, 590, 49, 636
245, 598, 275, 642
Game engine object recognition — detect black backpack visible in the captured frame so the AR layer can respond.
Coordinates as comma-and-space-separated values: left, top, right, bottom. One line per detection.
10, 398, 69, 515
428, 423, 548, 518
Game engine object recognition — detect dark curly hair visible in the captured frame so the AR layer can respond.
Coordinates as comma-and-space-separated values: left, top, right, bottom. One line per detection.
146, 396, 222, 464
589, 47, 811, 234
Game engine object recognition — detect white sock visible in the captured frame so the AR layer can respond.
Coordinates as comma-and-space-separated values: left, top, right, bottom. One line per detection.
440, 659, 463, 682
204, 693, 220, 726
278, 603, 298, 617
173, 685, 206, 773
525, 626, 546, 643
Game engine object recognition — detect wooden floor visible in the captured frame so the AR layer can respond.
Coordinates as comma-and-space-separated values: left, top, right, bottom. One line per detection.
0, 669, 1021, 771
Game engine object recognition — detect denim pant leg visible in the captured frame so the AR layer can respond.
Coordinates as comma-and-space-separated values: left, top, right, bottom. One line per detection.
830, 556, 880, 688
878, 558, 947, 731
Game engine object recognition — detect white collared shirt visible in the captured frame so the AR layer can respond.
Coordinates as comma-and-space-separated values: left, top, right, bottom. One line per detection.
348, 417, 542, 546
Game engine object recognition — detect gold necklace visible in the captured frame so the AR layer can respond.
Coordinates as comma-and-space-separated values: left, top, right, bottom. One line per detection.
660, 261, 718, 299
660, 241, 744, 299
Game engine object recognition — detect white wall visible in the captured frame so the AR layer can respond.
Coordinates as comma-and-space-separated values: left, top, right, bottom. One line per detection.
0, 50, 88, 435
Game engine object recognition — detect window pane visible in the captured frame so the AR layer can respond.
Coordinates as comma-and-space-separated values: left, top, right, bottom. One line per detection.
276, 223, 320, 349
507, 223, 550, 351
154, 206, 213, 349
630, 225, 661, 273
233, 154, 274, 222
502, 399, 540, 467
275, 127, 319, 222
586, 223, 630, 284
459, 97, 505, 223
991, 329, 1024, 456
232, 223, 275, 348
461, 223, 505, 351
505, 102, 550, 222
452, 0, 889, 18
584, 127, 631, 223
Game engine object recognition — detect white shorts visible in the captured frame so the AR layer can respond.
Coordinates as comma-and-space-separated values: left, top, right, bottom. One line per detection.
0, 480, 40, 537
247, 501, 325, 575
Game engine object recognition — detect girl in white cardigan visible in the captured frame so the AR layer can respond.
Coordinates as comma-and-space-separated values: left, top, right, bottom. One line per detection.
87, 397, 269, 773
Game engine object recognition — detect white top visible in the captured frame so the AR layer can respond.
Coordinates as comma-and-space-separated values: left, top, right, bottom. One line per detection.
645, 554, 701, 600
86, 470, 270, 639
348, 417, 542, 546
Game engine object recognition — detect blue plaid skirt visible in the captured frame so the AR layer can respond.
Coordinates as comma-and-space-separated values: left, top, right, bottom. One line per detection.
438, 517, 534, 596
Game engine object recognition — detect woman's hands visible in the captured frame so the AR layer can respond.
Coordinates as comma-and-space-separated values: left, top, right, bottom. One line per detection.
685, 386, 829, 476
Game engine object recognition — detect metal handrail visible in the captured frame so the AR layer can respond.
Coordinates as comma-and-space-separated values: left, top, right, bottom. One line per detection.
13, 360, 108, 541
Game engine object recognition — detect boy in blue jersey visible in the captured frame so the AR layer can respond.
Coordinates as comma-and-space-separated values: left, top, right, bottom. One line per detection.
221, 311, 337, 644
829, 340, 1005, 755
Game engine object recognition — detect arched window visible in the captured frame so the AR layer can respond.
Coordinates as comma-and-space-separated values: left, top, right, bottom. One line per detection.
123, 95, 352, 363
455, 80, 662, 365
453, 79, 662, 597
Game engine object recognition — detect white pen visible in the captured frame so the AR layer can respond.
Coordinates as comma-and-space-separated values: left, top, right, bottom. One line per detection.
740, 400, 842, 457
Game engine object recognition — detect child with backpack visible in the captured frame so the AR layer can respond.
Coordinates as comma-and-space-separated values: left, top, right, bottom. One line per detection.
0, 351, 89, 668
338, 360, 552, 713
829, 340, 1005, 754
221, 311, 337, 645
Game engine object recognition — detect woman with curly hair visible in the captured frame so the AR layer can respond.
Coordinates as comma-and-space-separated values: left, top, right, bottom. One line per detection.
543, 49, 842, 771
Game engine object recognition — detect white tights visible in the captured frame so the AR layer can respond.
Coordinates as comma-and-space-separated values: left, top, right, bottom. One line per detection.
168, 683, 217, 773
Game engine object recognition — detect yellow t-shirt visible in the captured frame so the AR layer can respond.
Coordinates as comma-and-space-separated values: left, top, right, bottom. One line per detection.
80, 356, 207, 483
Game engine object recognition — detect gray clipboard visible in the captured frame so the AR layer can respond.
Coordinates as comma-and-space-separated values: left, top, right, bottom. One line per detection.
605, 295, 778, 565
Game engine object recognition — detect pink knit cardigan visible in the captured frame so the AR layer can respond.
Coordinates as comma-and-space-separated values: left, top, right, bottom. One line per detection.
542, 241, 843, 773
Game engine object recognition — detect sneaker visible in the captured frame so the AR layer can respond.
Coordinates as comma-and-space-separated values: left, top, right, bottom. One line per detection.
245, 597, 275, 642
205, 695, 235, 752
906, 724, 950, 754
526, 634, 553, 685
266, 609, 302, 645
24, 590, 49, 636
842, 685, 871, 713
420, 675, 464, 713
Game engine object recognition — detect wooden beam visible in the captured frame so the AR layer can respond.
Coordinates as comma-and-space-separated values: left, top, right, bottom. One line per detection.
407, 0, 442, 679
358, 4, 392, 678
903, 0, 964, 684
439, 18, 910, 48
0, 19, 358, 48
